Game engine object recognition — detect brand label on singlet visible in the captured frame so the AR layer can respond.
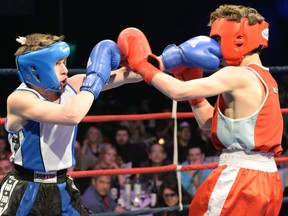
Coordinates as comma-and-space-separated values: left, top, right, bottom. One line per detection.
34, 171, 57, 183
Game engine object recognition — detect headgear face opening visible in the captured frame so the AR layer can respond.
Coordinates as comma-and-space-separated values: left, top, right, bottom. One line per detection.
209, 18, 269, 66
16, 41, 70, 92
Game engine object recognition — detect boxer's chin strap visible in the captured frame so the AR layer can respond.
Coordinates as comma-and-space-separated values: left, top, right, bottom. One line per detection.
171, 100, 183, 211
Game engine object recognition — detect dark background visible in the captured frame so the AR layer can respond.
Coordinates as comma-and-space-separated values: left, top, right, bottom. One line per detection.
0, 0, 288, 118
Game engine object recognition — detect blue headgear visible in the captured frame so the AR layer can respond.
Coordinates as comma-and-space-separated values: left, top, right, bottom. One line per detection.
16, 41, 70, 92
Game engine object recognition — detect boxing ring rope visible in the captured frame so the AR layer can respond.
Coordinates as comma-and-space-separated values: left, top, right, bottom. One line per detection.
69, 163, 219, 179
1, 109, 288, 124
68, 159, 288, 179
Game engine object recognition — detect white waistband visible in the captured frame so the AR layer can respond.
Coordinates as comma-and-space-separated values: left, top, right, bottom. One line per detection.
219, 149, 277, 172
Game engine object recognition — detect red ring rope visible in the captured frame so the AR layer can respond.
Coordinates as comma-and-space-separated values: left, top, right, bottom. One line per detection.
68, 157, 288, 178
1, 108, 288, 124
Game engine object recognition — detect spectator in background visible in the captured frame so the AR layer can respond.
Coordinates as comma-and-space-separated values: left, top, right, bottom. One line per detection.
139, 143, 174, 188
113, 125, 148, 168
154, 177, 191, 216
94, 144, 125, 187
69, 140, 93, 194
82, 175, 125, 214
81, 126, 104, 169
192, 127, 220, 157
68, 140, 92, 171
0, 159, 13, 176
0, 135, 12, 160
167, 121, 193, 163
181, 145, 214, 197
119, 106, 148, 144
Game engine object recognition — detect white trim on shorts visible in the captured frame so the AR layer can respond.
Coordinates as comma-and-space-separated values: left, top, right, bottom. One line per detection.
219, 149, 277, 172
204, 149, 277, 216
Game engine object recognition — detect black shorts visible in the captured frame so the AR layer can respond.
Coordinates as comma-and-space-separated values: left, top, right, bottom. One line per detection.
0, 172, 89, 216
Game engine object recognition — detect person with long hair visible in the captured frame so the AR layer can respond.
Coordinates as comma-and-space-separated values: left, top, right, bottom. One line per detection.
154, 178, 191, 216
94, 144, 125, 186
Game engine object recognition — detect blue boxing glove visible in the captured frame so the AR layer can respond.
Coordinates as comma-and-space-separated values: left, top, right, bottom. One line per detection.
160, 36, 221, 71
80, 40, 120, 99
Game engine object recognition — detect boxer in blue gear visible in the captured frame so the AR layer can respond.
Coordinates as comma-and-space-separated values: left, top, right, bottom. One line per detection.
1, 33, 142, 215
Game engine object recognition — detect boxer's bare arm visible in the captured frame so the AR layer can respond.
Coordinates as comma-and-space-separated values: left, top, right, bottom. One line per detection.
68, 67, 142, 92
102, 67, 143, 91
148, 66, 262, 131
6, 89, 94, 131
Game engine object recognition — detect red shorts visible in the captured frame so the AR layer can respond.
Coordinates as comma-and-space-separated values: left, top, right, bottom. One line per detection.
189, 150, 283, 216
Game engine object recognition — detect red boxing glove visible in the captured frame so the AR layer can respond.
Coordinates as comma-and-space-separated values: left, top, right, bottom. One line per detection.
117, 27, 162, 84
169, 67, 205, 106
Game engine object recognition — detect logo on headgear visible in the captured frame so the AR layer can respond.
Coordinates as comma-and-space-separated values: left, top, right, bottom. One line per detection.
60, 46, 70, 53
262, 29, 269, 40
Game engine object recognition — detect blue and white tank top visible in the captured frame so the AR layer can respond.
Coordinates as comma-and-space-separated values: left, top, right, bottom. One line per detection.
5, 83, 78, 172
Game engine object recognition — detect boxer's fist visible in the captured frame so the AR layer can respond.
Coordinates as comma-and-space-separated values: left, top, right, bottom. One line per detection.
117, 27, 162, 84
161, 36, 221, 71
80, 40, 120, 99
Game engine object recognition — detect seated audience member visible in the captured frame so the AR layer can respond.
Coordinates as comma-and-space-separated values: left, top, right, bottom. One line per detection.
82, 175, 125, 213
139, 143, 174, 187
166, 121, 193, 163
94, 144, 125, 186
119, 105, 148, 144
69, 140, 93, 194
81, 126, 104, 169
0, 136, 12, 160
154, 177, 191, 216
0, 159, 13, 176
113, 125, 148, 168
192, 127, 220, 157
181, 145, 214, 196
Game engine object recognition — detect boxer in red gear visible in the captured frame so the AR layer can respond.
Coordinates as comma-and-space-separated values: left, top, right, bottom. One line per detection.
118, 4, 283, 216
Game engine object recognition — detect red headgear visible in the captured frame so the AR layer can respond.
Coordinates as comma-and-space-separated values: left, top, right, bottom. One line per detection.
209, 18, 269, 66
